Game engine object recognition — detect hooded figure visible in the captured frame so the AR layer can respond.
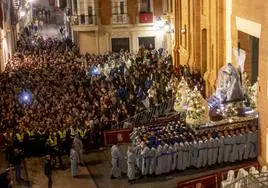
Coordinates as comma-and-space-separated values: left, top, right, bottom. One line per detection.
111, 143, 122, 179
73, 134, 83, 163
70, 145, 79, 177
127, 146, 136, 184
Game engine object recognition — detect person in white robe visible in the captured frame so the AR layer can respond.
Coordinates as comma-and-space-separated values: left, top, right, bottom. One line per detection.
221, 170, 235, 188
237, 129, 246, 161
162, 143, 169, 174
166, 144, 173, 173
155, 144, 163, 175
188, 140, 194, 168
212, 135, 219, 165
223, 131, 232, 163
249, 166, 259, 178
260, 166, 268, 184
207, 133, 214, 166
243, 127, 252, 160
191, 138, 199, 168
176, 141, 184, 170
149, 147, 156, 175
217, 132, 225, 164
111, 143, 122, 179
141, 144, 150, 176
235, 168, 248, 188
201, 136, 208, 167
230, 130, 238, 163
182, 139, 189, 170
135, 145, 142, 173
249, 126, 258, 159
70, 146, 79, 177
196, 138, 203, 168
171, 143, 178, 171
73, 134, 83, 164
127, 146, 136, 184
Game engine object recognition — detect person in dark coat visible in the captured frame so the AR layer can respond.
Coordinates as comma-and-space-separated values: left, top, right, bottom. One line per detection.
44, 155, 53, 188
11, 148, 23, 182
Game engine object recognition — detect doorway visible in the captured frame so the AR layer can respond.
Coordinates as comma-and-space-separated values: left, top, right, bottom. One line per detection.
201, 29, 207, 75
111, 38, 130, 52
238, 31, 259, 84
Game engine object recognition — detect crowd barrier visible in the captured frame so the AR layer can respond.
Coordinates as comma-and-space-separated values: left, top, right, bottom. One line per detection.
177, 161, 259, 188
103, 128, 131, 146
111, 98, 175, 130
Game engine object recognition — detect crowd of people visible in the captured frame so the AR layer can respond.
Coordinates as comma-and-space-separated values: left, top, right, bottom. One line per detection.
0, 27, 207, 186
1, 28, 205, 154
110, 120, 258, 184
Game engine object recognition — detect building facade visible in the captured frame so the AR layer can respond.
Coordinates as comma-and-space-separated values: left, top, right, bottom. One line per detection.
173, 0, 225, 97
67, 0, 174, 54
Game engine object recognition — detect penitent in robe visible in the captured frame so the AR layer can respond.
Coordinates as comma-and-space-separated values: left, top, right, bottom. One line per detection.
111, 145, 122, 178
224, 135, 233, 163
196, 140, 203, 168
182, 141, 189, 170
176, 142, 184, 170
218, 136, 225, 164
249, 130, 258, 159
149, 147, 156, 175
230, 134, 238, 163
243, 131, 251, 160
127, 150, 136, 180
238, 133, 246, 161
202, 139, 208, 167
155, 145, 163, 175
207, 138, 214, 166
171, 143, 178, 171
212, 137, 219, 165
141, 146, 150, 175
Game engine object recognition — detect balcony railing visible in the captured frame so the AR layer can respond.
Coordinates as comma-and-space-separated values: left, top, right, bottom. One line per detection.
112, 14, 128, 24
70, 15, 97, 25
138, 12, 153, 23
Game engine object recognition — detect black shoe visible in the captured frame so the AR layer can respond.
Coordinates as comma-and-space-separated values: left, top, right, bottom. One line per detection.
110, 175, 115, 179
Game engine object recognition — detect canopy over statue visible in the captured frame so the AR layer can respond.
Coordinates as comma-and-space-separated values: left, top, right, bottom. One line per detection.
216, 63, 244, 103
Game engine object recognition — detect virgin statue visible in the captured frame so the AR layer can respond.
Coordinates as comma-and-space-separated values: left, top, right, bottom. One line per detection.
216, 63, 244, 103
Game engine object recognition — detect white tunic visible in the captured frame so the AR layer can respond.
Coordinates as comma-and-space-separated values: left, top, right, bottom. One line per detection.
111, 145, 122, 178
149, 147, 156, 175
176, 142, 184, 170
155, 145, 163, 175
141, 146, 150, 175
127, 151, 136, 180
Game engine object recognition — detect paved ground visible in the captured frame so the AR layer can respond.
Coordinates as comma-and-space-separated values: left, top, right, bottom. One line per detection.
0, 145, 257, 188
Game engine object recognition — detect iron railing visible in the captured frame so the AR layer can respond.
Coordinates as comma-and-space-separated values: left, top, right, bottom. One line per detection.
112, 14, 128, 24
111, 98, 175, 130
70, 15, 97, 25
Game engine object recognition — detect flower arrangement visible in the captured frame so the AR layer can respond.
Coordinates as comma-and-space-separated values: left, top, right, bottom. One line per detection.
186, 87, 209, 125
248, 82, 258, 109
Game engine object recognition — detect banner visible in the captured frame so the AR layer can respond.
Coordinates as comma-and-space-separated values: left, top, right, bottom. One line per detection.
233, 47, 246, 73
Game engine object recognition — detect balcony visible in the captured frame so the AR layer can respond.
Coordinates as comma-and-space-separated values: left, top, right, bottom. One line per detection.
112, 14, 128, 25
70, 15, 98, 32
70, 15, 97, 25
138, 12, 153, 24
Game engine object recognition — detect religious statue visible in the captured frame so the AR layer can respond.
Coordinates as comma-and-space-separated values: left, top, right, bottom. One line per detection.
174, 77, 190, 112
216, 63, 244, 103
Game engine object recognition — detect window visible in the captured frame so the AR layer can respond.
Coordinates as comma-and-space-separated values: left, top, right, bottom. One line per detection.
112, 0, 127, 15
88, 6, 93, 24
140, 0, 151, 13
